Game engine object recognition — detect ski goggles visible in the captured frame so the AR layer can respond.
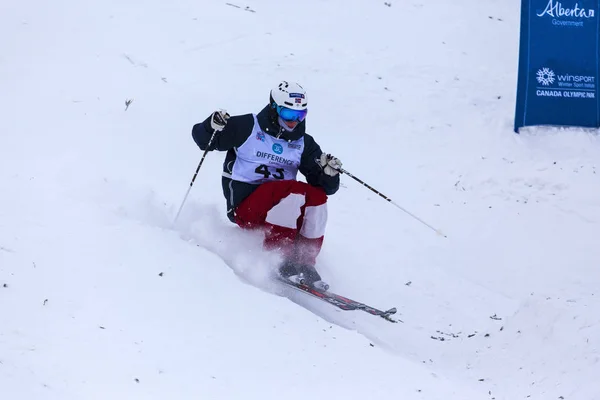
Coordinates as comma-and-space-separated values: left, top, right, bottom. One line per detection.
276, 105, 307, 122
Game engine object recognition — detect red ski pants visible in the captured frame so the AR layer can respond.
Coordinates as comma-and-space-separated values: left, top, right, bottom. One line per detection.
234, 180, 328, 267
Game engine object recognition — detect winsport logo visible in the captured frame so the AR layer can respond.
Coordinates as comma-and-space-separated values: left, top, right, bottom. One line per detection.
536, 68, 556, 85
535, 67, 595, 87
534, 67, 596, 99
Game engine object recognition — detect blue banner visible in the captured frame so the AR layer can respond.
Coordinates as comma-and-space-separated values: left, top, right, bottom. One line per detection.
515, 0, 600, 132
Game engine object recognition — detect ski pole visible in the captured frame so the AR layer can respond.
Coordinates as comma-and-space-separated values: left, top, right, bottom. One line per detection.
173, 129, 219, 225
338, 167, 446, 238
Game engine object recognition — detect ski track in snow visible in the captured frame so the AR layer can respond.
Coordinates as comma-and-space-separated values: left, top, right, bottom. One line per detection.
46, 153, 600, 398
110, 186, 406, 347
96, 182, 595, 392
95, 182, 600, 398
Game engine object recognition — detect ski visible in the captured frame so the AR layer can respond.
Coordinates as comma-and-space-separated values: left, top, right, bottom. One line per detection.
276, 277, 399, 323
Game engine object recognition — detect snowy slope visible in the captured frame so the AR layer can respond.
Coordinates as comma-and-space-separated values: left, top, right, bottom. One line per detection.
1, 0, 599, 399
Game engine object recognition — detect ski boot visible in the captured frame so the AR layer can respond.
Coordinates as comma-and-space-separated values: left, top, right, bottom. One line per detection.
278, 261, 299, 279
279, 261, 329, 291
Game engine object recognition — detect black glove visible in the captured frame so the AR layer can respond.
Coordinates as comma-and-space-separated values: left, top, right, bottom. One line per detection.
210, 109, 230, 132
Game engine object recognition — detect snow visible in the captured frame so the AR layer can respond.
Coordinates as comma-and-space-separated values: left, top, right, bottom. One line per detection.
1, 0, 599, 399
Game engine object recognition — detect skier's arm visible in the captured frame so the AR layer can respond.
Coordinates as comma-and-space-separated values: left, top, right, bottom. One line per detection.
299, 134, 340, 196
192, 113, 254, 151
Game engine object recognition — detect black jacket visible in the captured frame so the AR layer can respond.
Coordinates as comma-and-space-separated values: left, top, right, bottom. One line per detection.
192, 106, 340, 222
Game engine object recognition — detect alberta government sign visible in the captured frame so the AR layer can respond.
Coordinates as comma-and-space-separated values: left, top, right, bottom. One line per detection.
514, 0, 600, 132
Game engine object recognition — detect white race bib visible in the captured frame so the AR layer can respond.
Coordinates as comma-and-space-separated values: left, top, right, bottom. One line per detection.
229, 115, 304, 184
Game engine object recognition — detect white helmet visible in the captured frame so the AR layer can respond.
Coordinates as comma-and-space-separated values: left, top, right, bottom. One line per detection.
270, 81, 307, 111
269, 81, 308, 133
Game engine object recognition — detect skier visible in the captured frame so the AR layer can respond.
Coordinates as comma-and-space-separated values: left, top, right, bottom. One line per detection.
192, 81, 342, 290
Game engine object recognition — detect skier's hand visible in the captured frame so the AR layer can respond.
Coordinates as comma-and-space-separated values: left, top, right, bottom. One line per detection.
210, 109, 230, 132
318, 153, 342, 176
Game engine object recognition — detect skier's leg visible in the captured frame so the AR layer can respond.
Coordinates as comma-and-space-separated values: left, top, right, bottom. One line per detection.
295, 183, 328, 267
234, 180, 307, 258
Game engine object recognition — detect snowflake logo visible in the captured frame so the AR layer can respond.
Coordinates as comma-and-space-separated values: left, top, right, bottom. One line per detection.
536, 68, 555, 86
